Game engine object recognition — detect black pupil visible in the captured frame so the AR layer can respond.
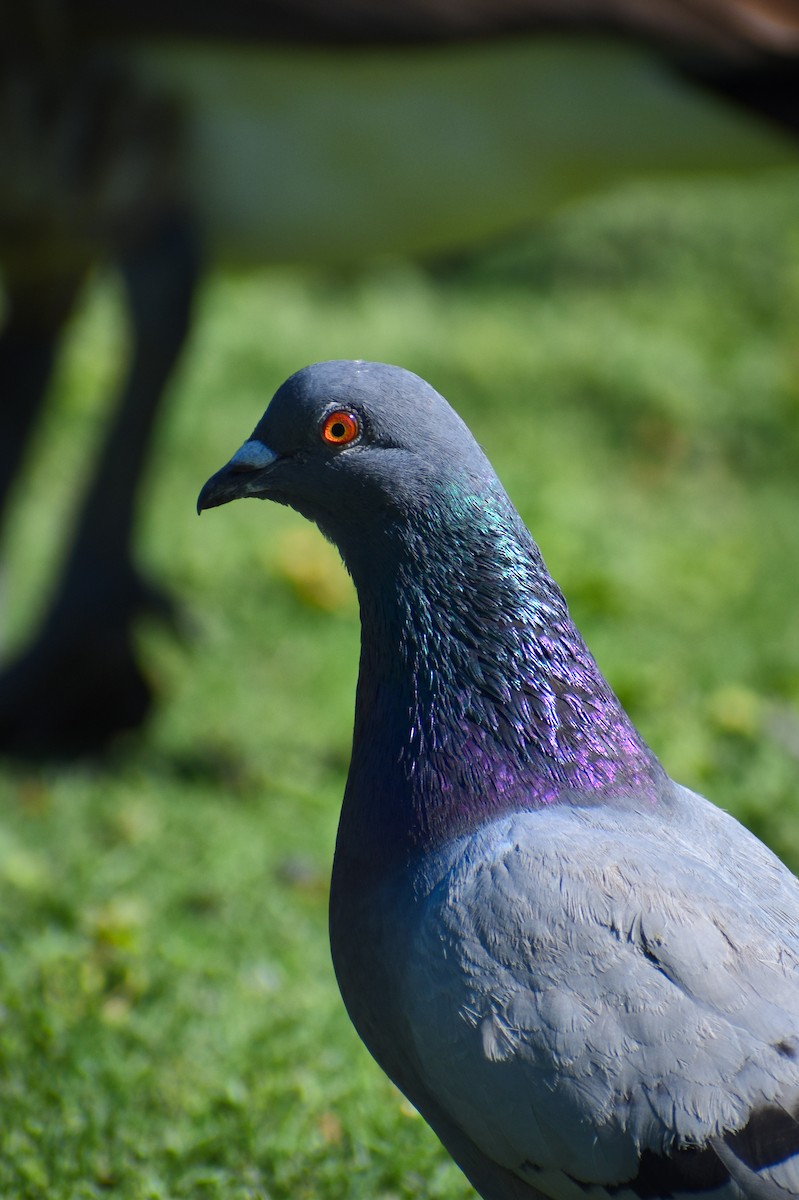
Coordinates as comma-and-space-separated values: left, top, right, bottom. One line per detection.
330, 421, 347, 439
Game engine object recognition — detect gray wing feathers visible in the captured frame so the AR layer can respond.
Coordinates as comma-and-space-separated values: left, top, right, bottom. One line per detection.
404, 796, 799, 1196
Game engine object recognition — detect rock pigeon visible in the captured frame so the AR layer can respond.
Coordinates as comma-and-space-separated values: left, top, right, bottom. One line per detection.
198, 360, 799, 1200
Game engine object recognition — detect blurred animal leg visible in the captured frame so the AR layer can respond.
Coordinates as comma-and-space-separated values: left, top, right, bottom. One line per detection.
0, 209, 200, 759
0, 273, 83, 523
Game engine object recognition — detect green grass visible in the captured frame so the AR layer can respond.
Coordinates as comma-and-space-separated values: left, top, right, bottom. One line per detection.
2, 168, 799, 1197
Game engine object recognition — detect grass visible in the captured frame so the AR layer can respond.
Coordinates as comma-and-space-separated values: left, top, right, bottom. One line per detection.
2, 168, 799, 1198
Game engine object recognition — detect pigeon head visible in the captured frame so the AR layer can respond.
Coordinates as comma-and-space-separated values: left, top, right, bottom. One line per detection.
199, 361, 665, 853
197, 359, 500, 560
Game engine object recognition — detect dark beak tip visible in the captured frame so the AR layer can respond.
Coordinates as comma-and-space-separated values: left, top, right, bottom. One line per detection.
197, 442, 277, 515
196, 471, 227, 515
196, 483, 211, 516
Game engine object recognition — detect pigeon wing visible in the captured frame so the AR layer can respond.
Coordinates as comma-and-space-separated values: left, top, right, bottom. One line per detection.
403, 792, 799, 1198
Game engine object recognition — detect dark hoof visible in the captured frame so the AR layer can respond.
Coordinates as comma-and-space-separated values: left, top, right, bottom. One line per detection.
0, 564, 190, 761
0, 623, 154, 761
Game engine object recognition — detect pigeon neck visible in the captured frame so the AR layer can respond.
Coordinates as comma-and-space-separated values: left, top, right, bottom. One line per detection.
340, 478, 665, 862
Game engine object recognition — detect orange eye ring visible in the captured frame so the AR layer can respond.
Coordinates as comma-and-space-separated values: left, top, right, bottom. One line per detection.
321, 409, 360, 446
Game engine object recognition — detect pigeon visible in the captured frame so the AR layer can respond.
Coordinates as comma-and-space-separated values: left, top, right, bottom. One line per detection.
198, 360, 799, 1200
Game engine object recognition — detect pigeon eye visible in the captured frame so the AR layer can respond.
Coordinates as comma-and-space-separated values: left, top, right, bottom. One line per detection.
321, 410, 360, 446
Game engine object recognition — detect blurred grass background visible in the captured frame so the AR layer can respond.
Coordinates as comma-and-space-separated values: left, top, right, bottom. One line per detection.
1, 169, 799, 1198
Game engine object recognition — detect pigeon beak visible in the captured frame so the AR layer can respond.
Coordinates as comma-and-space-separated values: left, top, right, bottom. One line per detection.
197, 439, 280, 513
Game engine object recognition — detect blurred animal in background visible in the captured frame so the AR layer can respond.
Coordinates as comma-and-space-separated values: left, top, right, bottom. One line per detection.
1, 0, 798, 760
